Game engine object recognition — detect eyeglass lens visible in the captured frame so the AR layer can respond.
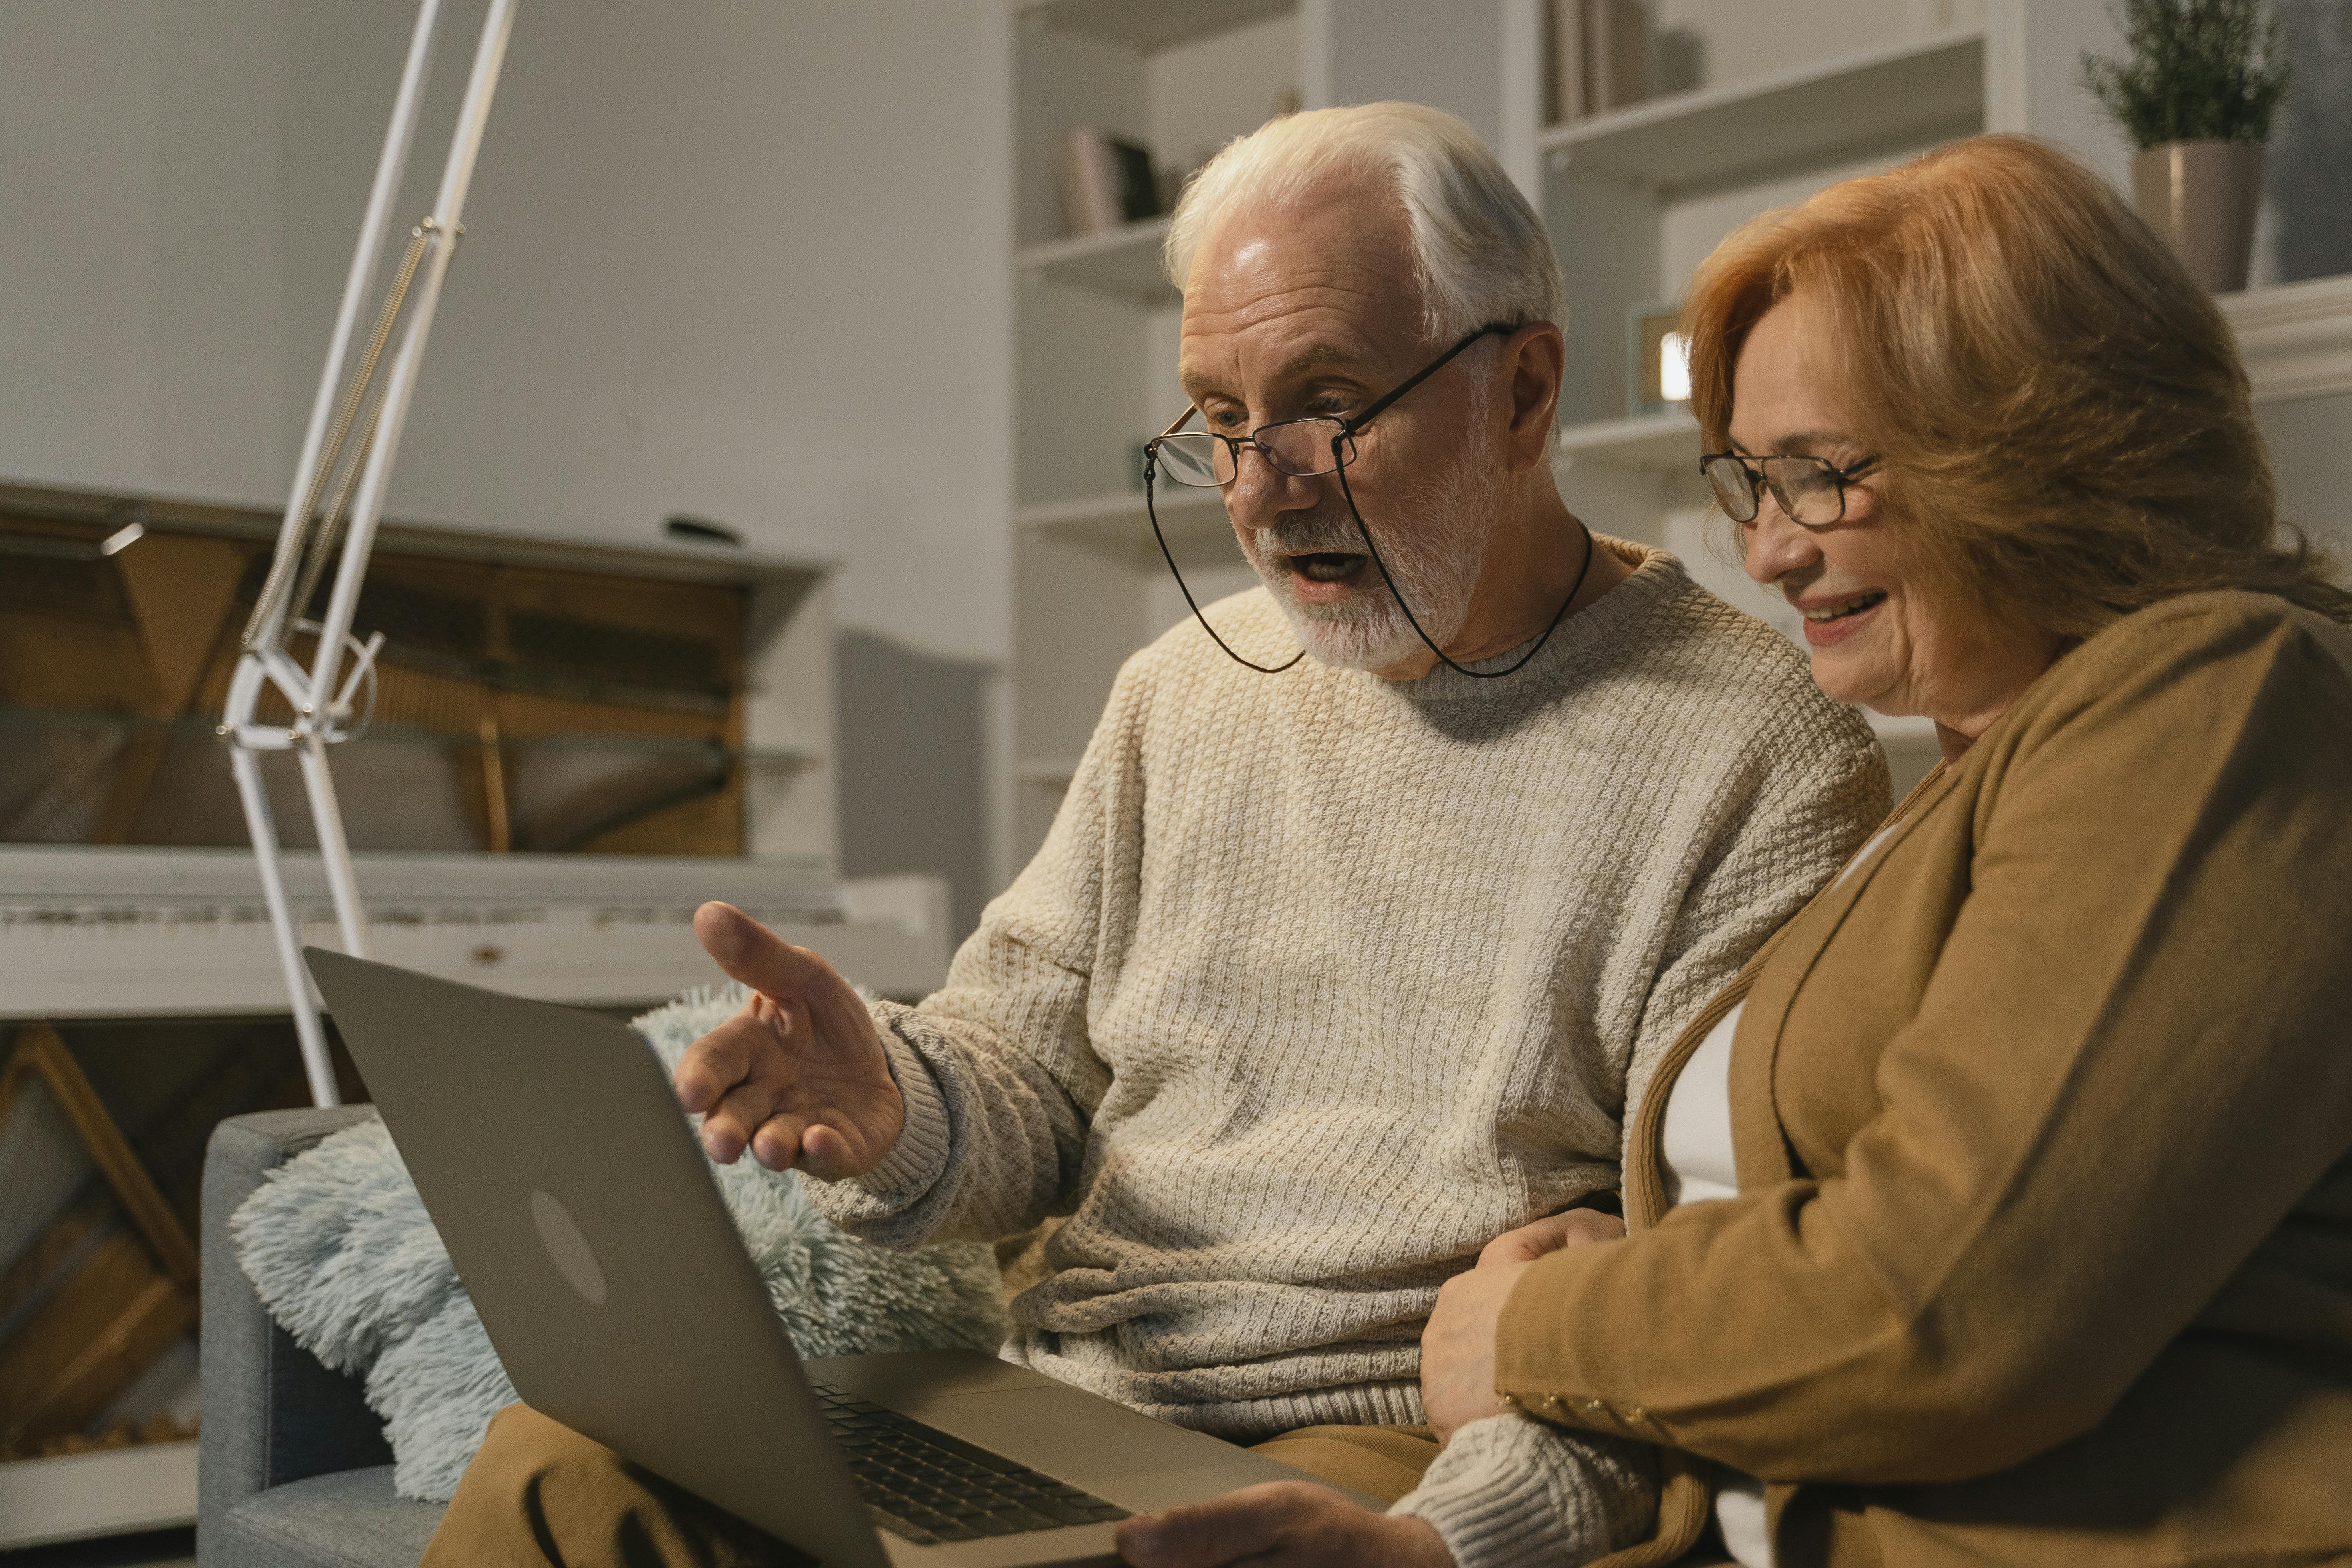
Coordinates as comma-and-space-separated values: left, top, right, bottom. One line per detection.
1703, 454, 1846, 527
1153, 418, 1354, 487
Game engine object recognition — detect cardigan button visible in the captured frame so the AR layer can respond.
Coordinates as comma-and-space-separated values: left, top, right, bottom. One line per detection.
1583, 1399, 1607, 1415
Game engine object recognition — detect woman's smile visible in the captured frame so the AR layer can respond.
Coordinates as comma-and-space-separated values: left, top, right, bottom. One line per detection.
1793, 588, 1888, 646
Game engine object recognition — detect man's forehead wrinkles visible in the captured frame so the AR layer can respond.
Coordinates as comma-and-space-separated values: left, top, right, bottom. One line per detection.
1179, 337, 1367, 401
1181, 279, 1384, 335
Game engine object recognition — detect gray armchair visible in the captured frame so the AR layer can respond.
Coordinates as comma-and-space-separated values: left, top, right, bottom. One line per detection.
200, 1106, 444, 1568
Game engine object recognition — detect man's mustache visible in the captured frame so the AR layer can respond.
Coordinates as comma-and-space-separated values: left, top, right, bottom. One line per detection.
1252, 513, 1369, 557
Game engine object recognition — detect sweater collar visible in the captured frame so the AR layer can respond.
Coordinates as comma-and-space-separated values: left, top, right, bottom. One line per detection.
1374, 537, 1684, 704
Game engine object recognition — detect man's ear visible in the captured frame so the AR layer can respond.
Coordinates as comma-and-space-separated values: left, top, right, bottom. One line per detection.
1501, 321, 1565, 472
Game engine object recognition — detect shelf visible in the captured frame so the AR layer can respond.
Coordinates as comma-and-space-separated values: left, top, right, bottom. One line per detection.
1868, 713, 1939, 742
1554, 410, 1703, 472
2221, 271, 2352, 404
1015, 757, 1082, 788
1017, 0, 1291, 52
0, 1440, 197, 1549
1541, 30, 1984, 196
1017, 487, 1237, 567
1017, 220, 1177, 305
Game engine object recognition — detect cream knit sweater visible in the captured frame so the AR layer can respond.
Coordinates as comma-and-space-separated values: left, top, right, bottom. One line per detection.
810, 541, 1887, 1566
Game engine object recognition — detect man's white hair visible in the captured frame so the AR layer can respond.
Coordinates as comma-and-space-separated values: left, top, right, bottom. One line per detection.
1162, 101, 1565, 344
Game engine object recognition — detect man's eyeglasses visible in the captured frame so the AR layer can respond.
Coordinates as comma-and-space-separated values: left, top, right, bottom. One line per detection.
1136, 320, 1595, 682
1146, 321, 1512, 488
1700, 451, 1881, 529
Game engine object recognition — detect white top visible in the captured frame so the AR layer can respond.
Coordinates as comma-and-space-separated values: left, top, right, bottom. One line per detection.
1658, 816, 1906, 1567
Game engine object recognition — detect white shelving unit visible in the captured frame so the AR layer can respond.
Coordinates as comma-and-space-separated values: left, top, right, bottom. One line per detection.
2221, 270, 2352, 405
1015, 487, 1235, 566
1003, 2, 2337, 821
1554, 409, 1702, 471
1539, 30, 1985, 193
1017, 219, 1176, 304
1007, 0, 1308, 865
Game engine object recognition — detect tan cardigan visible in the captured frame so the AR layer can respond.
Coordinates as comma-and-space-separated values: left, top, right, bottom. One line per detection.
1494, 591, 2352, 1567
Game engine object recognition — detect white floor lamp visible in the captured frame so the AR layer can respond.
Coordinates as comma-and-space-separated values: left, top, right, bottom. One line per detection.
219, 0, 517, 1107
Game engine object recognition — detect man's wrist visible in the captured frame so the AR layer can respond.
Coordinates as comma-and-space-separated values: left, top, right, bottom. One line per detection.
1382, 1512, 1455, 1568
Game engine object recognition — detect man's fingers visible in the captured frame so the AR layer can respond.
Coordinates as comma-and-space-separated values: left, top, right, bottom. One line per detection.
1116, 1484, 1314, 1568
705, 1059, 800, 1162
1473, 1208, 1624, 1268
795, 1122, 861, 1180
674, 1010, 769, 1114
694, 902, 841, 1001
746, 1112, 816, 1172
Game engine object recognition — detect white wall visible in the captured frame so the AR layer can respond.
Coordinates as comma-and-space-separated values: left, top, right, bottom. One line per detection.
0, 0, 1011, 667
2259, 393, 2352, 565
0, 2, 294, 504
1326, 0, 1504, 147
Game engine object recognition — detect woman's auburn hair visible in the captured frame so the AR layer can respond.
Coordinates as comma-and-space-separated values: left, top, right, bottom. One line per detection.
1683, 133, 2352, 636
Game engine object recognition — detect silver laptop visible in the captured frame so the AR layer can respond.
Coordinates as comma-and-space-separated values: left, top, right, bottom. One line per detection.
305, 948, 1362, 1568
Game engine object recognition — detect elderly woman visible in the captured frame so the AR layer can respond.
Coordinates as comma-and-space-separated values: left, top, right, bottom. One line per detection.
1413, 134, 2352, 1568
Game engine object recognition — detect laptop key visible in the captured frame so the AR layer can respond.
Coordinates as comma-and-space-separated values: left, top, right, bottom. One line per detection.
864, 1507, 940, 1546
1034, 1498, 1103, 1526
966, 1514, 1037, 1538
991, 1507, 1060, 1532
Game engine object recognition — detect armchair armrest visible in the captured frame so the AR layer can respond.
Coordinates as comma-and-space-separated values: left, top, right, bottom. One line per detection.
200, 1106, 393, 1533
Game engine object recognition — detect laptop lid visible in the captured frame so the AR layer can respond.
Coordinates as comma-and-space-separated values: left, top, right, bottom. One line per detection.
305, 947, 885, 1568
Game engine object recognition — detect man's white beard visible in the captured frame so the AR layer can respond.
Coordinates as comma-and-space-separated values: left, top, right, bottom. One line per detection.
1241, 442, 1503, 672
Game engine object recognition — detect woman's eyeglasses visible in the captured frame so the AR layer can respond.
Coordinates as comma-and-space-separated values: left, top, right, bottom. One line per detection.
1701, 451, 1880, 529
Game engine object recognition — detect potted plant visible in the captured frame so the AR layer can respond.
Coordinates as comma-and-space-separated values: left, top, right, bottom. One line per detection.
2081, 0, 2292, 292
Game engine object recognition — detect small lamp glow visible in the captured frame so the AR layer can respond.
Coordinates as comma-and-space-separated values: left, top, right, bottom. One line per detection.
99, 520, 146, 556
1659, 332, 1692, 405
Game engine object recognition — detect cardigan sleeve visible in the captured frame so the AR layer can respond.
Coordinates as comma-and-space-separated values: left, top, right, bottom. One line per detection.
1490, 597, 2352, 1486
803, 656, 1147, 1247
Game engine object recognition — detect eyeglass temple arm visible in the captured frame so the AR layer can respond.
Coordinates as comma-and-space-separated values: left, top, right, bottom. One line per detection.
1154, 408, 1200, 440
1341, 322, 1515, 437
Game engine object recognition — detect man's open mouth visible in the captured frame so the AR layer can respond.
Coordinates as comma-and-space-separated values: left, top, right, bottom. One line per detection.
1288, 552, 1368, 584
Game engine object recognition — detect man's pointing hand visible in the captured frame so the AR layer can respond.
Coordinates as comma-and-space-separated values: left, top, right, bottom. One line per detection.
674, 902, 904, 1179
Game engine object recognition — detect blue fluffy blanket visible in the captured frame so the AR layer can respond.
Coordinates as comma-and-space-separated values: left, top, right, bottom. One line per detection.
230, 984, 1009, 1501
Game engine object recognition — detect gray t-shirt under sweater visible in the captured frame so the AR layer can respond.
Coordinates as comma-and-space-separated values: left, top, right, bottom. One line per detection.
808, 541, 1888, 1567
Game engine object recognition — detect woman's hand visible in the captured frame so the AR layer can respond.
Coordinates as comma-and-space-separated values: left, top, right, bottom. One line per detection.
1420, 1261, 1528, 1446
1424, 1203, 1627, 1445
1115, 1483, 1450, 1568
1476, 1206, 1624, 1265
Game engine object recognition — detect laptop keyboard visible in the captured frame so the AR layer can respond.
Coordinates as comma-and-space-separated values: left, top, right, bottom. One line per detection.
809, 1379, 1134, 1545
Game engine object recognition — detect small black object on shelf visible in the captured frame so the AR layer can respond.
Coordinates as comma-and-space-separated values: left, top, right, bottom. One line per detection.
664, 514, 743, 548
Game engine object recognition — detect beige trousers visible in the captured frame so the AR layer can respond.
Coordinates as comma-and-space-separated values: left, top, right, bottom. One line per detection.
422, 1402, 1444, 1568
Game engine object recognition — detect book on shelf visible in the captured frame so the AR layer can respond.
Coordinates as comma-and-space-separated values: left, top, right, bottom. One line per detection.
1056, 126, 1162, 238
1548, 0, 1650, 124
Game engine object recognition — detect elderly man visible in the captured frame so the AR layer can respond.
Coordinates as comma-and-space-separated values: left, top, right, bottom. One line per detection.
424, 103, 1886, 1568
